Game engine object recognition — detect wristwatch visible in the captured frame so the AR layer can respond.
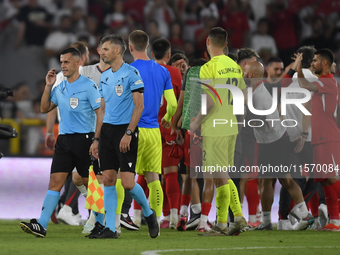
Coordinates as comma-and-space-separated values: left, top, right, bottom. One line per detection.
126, 129, 133, 136
92, 137, 99, 142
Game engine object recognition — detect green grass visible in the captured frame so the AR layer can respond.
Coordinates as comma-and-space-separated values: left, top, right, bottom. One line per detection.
1, 220, 339, 255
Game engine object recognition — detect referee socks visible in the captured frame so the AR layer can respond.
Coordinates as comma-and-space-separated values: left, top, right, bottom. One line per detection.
38, 190, 60, 229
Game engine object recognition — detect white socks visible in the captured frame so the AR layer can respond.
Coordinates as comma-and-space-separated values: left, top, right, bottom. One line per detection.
115, 214, 120, 229
191, 203, 201, 214
180, 205, 188, 217
76, 184, 87, 198
262, 211, 271, 225
249, 215, 257, 223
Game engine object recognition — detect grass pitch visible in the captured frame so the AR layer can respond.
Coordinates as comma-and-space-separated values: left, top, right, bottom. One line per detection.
1, 220, 339, 255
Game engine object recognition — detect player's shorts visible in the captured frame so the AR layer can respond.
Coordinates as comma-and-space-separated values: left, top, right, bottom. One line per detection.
183, 130, 202, 169
257, 132, 291, 178
202, 134, 237, 174
99, 123, 138, 173
313, 142, 340, 182
136, 127, 162, 175
160, 125, 180, 169
51, 133, 94, 178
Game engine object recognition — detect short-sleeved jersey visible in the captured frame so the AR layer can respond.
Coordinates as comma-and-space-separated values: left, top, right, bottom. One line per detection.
50, 75, 101, 135
99, 63, 144, 125
252, 82, 286, 144
53, 64, 110, 122
284, 69, 317, 142
130, 60, 172, 128
200, 55, 246, 136
181, 66, 202, 130
158, 64, 182, 122
311, 74, 340, 145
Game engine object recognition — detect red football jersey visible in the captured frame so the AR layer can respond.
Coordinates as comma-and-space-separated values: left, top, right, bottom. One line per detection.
311, 74, 340, 145
158, 64, 182, 122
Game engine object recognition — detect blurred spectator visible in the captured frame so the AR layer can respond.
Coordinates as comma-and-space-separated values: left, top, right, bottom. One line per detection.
194, 17, 217, 58
250, 18, 278, 64
267, 0, 299, 66
300, 16, 331, 49
169, 21, 184, 51
221, 0, 249, 51
240, 0, 256, 33
144, 0, 175, 38
298, 3, 315, 41
104, 0, 131, 38
78, 15, 98, 61
199, 0, 219, 20
14, 0, 53, 49
13, 82, 34, 119
248, 0, 269, 23
44, 15, 77, 72
182, 0, 202, 42
168, 53, 189, 78
53, 0, 75, 27
35, 79, 45, 101
70, 6, 86, 34
26, 98, 46, 155
123, 0, 147, 26
183, 41, 195, 65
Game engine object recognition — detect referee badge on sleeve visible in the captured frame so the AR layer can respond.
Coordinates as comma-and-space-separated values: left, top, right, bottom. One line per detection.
115, 85, 123, 96
70, 97, 79, 109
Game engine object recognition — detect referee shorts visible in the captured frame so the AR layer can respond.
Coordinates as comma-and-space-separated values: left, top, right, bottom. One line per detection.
51, 133, 94, 178
99, 123, 138, 173
136, 127, 162, 176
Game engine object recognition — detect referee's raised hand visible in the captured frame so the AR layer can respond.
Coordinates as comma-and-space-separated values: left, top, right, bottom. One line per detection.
45, 68, 56, 87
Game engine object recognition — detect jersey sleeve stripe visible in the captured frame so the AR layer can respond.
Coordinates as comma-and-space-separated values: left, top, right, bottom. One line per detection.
315, 80, 324, 87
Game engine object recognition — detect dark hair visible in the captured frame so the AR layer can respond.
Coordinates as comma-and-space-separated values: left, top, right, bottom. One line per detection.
191, 58, 207, 67
60, 14, 71, 23
258, 17, 270, 27
168, 53, 189, 65
208, 27, 228, 48
296, 46, 316, 68
228, 53, 238, 62
69, 41, 88, 56
315, 48, 334, 67
100, 34, 126, 55
236, 48, 259, 64
129, 30, 149, 52
60, 47, 81, 58
152, 38, 171, 60
267, 57, 283, 66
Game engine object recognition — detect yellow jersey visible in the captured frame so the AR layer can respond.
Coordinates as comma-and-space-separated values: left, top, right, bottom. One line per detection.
199, 55, 246, 137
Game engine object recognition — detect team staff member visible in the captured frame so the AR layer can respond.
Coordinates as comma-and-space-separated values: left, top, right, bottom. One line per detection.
20, 47, 101, 238
90, 34, 159, 239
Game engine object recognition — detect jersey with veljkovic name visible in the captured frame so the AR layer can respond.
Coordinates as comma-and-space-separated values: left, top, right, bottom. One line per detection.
50, 75, 101, 135
99, 63, 144, 125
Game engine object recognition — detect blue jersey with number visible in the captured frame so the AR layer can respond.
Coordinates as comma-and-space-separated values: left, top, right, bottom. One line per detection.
130, 60, 173, 128
50, 75, 101, 135
99, 63, 144, 125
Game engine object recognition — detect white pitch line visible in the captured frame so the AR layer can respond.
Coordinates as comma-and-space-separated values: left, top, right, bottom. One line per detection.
141, 246, 340, 255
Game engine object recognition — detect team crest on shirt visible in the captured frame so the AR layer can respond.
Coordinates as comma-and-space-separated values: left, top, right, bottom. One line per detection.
70, 97, 79, 109
115, 85, 123, 96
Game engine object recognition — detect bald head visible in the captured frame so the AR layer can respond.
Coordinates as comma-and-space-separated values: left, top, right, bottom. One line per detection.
243, 61, 264, 79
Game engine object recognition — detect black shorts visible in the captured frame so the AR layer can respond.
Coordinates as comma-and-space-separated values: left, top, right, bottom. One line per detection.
93, 159, 102, 175
99, 123, 138, 173
257, 132, 291, 178
51, 133, 94, 178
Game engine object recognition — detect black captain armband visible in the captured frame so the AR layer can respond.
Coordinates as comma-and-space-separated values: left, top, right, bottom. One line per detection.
287, 68, 296, 77
132, 88, 144, 93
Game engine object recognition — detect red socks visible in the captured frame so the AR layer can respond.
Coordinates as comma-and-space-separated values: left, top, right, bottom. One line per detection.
201, 202, 212, 216
180, 194, 191, 207
323, 185, 339, 220
162, 182, 170, 217
246, 179, 260, 215
134, 175, 149, 210
164, 172, 181, 210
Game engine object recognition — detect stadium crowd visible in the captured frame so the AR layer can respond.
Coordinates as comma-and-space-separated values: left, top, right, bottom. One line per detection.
0, 0, 340, 239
